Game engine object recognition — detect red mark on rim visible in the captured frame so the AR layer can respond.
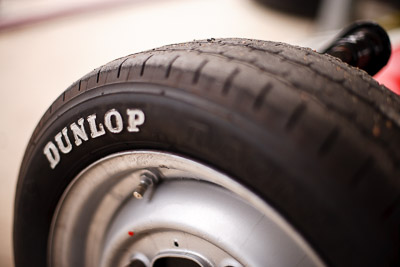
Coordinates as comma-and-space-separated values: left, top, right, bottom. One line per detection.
128, 231, 134, 236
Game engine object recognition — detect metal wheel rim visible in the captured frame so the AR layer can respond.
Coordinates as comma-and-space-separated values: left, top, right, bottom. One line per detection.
48, 150, 325, 267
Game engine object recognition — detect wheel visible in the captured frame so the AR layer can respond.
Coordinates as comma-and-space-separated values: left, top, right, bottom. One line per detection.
14, 38, 400, 267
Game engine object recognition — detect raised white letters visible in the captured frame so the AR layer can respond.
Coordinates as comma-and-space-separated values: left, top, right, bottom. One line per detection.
43, 141, 60, 169
104, 109, 123, 133
127, 109, 145, 132
87, 114, 106, 138
55, 127, 72, 154
43, 108, 146, 169
70, 118, 88, 146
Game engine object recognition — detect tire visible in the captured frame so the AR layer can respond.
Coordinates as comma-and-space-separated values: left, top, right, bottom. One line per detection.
14, 38, 400, 267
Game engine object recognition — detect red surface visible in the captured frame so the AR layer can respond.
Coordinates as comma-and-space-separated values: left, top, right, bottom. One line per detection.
374, 46, 400, 95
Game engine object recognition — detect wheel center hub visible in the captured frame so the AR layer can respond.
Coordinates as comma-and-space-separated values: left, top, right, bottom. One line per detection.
48, 151, 325, 267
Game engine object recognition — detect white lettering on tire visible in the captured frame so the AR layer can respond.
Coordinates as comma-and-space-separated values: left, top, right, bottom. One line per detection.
43, 142, 61, 169
55, 127, 73, 154
87, 114, 106, 138
70, 118, 89, 146
104, 109, 123, 133
43, 108, 146, 169
127, 109, 145, 132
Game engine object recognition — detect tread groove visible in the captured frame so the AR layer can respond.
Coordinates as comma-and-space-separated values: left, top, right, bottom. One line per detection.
62, 92, 65, 102
192, 60, 209, 84
140, 55, 153, 76
285, 103, 307, 131
165, 55, 180, 78
318, 127, 340, 156
253, 83, 272, 110
78, 80, 81, 91
222, 68, 240, 95
117, 58, 129, 78
96, 69, 101, 83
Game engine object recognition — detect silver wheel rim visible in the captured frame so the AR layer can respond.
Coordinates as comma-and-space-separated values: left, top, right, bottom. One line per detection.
48, 151, 325, 267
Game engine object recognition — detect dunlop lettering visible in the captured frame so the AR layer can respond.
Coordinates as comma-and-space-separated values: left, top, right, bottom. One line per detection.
43, 108, 145, 169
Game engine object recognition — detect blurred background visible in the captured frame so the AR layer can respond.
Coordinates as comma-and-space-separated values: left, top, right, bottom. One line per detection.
1, 0, 399, 266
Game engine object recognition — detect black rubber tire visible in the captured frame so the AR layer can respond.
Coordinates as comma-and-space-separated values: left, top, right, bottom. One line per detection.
14, 38, 400, 267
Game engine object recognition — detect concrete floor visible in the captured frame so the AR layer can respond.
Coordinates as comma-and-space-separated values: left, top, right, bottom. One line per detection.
0, 0, 315, 265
